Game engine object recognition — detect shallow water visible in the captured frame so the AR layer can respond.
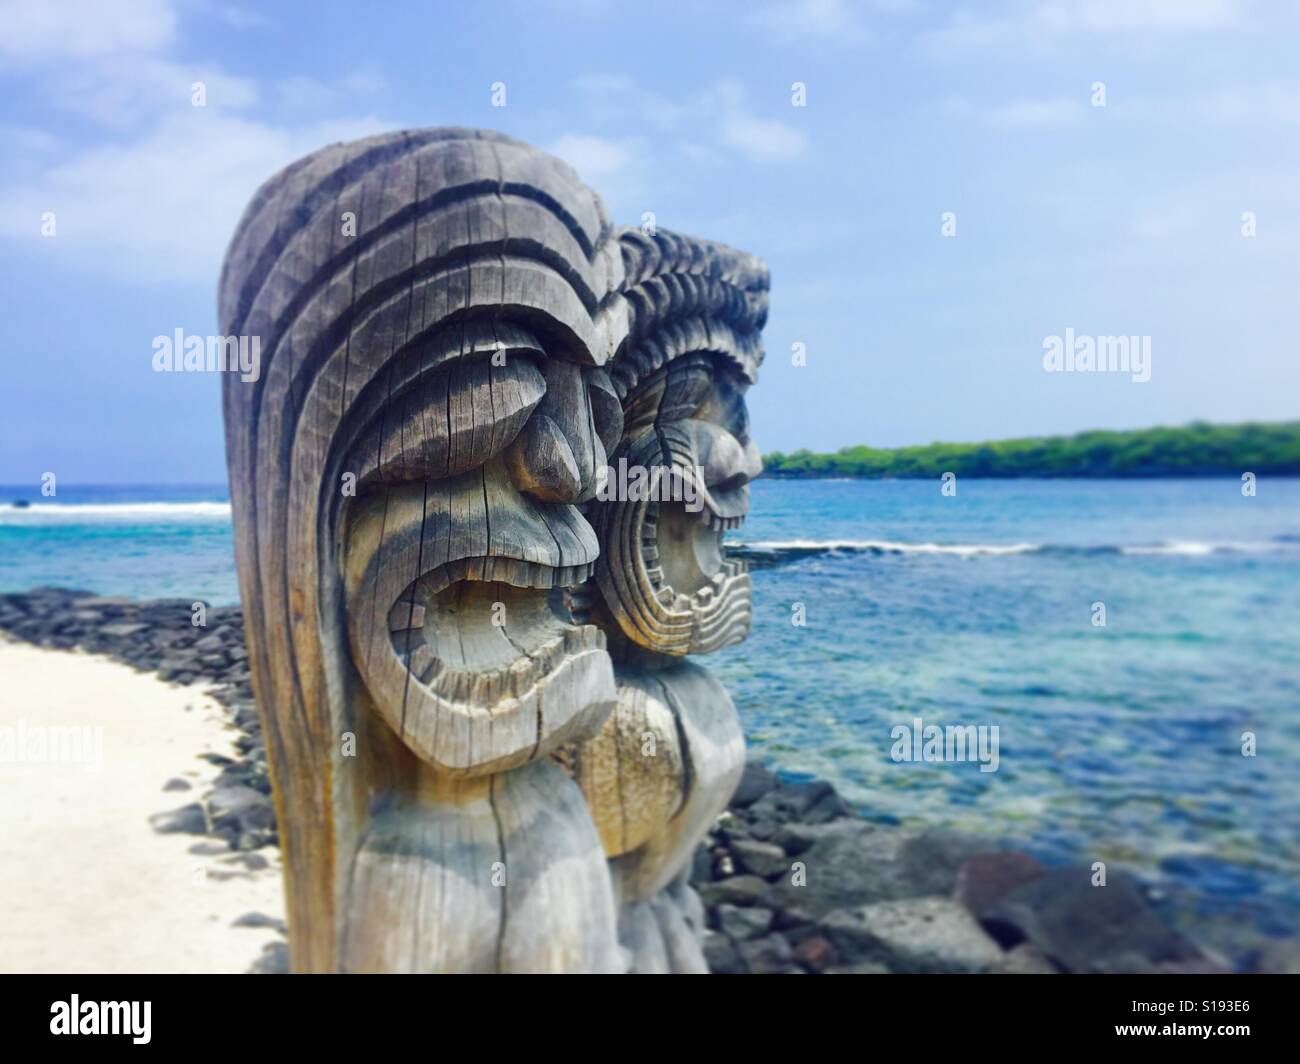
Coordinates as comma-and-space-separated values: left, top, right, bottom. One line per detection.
714, 478, 1300, 952
3, 477, 1297, 951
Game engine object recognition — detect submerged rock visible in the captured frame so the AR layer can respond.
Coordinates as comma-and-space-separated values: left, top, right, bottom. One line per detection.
1247, 936, 1300, 975
981, 866, 1204, 973
762, 824, 994, 925
824, 896, 1004, 974
955, 850, 1048, 915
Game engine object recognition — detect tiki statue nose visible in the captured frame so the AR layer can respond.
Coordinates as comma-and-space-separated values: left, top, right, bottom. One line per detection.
506, 360, 615, 503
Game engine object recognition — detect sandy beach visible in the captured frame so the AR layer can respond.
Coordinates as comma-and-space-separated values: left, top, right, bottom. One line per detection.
0, 638, 284, 973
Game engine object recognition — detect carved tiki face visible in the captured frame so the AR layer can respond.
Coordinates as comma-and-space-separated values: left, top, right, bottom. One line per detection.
592, 228, 768, 660
340, 328, 626, 777
219, 130, 635, 970
564, 229, 769, 948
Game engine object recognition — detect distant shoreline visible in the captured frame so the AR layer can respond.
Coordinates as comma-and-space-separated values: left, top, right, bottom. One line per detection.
762, 420, 1300, 480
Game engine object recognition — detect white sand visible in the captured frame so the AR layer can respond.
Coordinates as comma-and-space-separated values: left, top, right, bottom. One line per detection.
0, 639, 285, 973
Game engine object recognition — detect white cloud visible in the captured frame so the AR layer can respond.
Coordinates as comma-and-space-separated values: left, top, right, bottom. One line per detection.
748, 0, 919, 41
212, 4, 267, 29
1201, 80, 1300, 124
1046, 0, 1241, 33
44, 56, 259, 128
549, 134, 638, 183
721, 112, 809, 161
985, 98, 1083, 126
0, 0, 257, 129
564, 74, 808, 166
0, 0, 393, 282
749, 0, 868, 41
0, 122, 60, 156
1091, 80, 1300, 126
942, 93, 1083, 128
1128, 168, 1300, 246
0, 110, 390, 282
277, 71, 386, 112
925, 0, 1248, 56
708, 80, 807, 163
568, 73, 692, 131
675, 141, 724, 166
0, 0, 177, 58
546, 133, 657, 211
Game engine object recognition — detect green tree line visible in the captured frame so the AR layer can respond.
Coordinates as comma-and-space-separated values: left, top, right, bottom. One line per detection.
762, 421, 1300, 479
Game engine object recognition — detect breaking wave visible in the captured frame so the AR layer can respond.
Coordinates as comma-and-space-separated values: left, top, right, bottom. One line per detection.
0, 502, 232, 523
728, 537, 1297, 565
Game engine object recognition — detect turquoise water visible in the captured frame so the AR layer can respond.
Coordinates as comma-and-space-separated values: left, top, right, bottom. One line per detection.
3, 478, 1298, 949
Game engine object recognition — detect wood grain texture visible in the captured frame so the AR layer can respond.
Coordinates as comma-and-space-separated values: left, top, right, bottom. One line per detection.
222, 129, 769, 974
221, 129, 628, 973
573, 227, 770, 971
343, 762, 620, 973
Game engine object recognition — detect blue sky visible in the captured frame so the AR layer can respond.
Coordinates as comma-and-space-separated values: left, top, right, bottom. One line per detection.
1, 0, 1298, 484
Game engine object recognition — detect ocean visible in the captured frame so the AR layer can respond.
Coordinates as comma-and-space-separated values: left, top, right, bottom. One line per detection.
2, 477, 1297, 953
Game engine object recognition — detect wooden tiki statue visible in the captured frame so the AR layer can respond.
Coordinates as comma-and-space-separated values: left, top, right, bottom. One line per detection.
568, 227, 768, 971
219, 129, 768, 973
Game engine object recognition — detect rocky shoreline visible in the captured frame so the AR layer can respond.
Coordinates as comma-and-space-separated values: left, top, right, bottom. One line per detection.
2, 587, 1294, 975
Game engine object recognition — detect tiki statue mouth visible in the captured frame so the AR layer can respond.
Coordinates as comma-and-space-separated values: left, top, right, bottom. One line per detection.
387, 569, 606, 716
345, 471, 617, 777
592, 419, 756, 657
642, 489, 749, 619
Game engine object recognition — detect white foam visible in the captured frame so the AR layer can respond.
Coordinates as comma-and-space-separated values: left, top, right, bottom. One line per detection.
733, 538, 1294, 559
0, 502, 231, 522
1120, 541, 1214, 556
732, 538, 1040, 557
1120, 540, 1281, 556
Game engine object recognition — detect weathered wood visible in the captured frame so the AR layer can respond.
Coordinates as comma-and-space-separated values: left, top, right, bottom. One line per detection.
571, 228, 769, 971
343, 762, 620, 973
221, 128, 768, 973
221, 130, 623, 973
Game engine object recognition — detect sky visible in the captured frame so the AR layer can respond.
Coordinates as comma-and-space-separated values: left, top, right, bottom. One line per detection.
1, 0, 1299, 484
